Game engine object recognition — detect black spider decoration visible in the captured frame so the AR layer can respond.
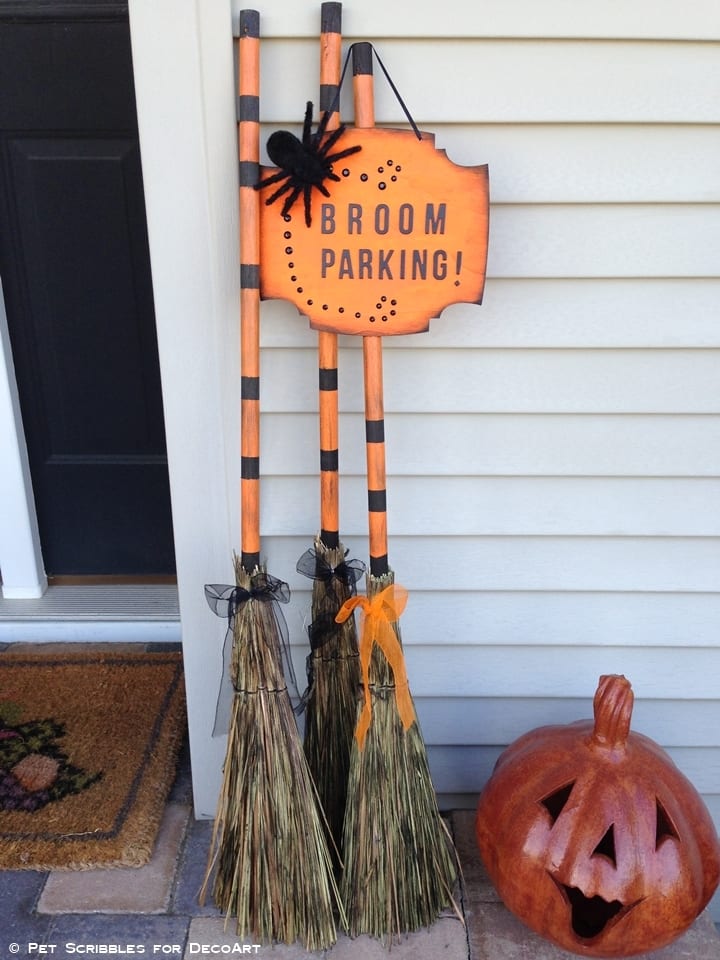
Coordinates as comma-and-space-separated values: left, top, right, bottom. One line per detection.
255, 101, 361, 227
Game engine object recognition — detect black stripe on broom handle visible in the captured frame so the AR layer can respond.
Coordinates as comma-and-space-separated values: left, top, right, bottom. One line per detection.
317, 1, 342, 551
320, 1, 342, 118
239, 9, 261, 572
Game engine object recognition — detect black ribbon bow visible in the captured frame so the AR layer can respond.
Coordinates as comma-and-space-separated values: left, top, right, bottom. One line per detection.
205, 573, 295, 736
205, 572, 291, 618
296, 546, 365, 602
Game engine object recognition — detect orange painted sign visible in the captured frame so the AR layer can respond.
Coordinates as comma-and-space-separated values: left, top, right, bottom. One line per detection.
258, 127, 489, 336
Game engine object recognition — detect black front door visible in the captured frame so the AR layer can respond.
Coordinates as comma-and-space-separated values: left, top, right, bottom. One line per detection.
0, 5, 175, 576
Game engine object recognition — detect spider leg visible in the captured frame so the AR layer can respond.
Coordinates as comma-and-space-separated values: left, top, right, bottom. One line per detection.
314, 109, 331, 145
302, 101, 314, 147
265, 177, 298, 207
280, 183, 304, 219
255, 169, 291, 191
316, 123, 346, 157
303, 183, 313, 227
324, 143, 363, 164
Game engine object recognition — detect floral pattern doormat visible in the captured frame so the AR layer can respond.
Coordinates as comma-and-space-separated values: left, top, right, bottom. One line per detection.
0, 650, 185, 870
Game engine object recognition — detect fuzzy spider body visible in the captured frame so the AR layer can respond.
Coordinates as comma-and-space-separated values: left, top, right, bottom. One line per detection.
255, 101, 361, 227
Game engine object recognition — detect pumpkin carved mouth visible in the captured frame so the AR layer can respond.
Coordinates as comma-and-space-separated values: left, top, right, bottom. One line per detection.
564, 884, 623, 939
551, 876, 641, 941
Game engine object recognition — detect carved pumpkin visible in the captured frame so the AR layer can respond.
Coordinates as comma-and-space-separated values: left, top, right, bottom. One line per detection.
475, 675, 720, 957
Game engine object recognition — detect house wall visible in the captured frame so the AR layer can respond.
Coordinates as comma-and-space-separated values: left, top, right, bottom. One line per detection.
128, 0, 720, 916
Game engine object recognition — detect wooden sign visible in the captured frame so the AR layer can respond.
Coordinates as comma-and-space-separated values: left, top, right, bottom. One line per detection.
258, 126, 489, 336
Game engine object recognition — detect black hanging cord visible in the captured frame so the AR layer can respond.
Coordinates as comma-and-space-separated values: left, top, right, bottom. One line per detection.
328, 42, 422, 140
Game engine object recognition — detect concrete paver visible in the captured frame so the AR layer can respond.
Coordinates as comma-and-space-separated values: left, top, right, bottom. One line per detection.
38, 804, 190, 915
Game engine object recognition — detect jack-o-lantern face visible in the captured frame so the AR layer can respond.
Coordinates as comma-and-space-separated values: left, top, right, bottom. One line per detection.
476, 675, 720, 957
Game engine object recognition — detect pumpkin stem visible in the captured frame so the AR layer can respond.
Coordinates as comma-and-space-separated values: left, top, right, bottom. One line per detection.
591, 674, 633, 749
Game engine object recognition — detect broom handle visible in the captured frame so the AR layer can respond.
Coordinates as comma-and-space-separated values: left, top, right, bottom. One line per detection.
352, 43, 389, 578
317, 2, 343, 550
238, 10, 261, 571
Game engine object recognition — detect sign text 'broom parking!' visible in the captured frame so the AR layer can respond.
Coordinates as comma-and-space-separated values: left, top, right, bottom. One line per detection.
319, 202, 460, 282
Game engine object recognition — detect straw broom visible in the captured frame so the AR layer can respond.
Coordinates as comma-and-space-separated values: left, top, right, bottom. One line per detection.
337, 43, 459, 940
203, 560, 341, 948
200, 12, 341, 948
299, 534, 363, 861
297, 0, 364, 863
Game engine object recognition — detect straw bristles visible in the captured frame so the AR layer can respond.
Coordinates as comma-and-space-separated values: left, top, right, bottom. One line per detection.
340, 570, 459, 940
201, 559, 342, 950
302, 538, 361, 860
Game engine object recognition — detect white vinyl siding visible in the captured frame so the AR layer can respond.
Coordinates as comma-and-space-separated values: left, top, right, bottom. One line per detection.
231, 1, 720, 41
231, 6, 720, 912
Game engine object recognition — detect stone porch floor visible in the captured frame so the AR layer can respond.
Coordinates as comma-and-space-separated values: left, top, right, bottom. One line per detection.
1, 735, 719, 960
0, 637, 718, 959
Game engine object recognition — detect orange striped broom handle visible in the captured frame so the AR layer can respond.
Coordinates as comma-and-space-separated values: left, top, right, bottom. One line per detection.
352, 44, 389, 578
238, 10, 261, 572
318, 2, 343, 549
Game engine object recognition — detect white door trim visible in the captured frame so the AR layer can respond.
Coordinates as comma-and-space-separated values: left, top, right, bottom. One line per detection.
0, 278, 47, 599
128, 0, 239, 816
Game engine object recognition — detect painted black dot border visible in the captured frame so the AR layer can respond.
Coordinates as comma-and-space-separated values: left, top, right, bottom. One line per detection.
282, 204, 403, 326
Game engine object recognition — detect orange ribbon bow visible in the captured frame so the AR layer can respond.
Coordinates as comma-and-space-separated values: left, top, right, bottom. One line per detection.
335, 583, 415, 749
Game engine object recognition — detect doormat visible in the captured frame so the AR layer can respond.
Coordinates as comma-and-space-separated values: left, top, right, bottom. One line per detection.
0, 650, 186, 871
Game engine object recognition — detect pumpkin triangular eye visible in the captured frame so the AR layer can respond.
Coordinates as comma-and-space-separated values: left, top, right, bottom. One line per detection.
593, 824, 617, 866
656, 799, 679, 849
540, 782, 575, 825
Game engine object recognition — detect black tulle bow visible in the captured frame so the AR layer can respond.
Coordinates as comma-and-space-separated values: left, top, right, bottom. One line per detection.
205, 573, 295, 736
205, 572, 291, 620
296, 546, 365, 600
